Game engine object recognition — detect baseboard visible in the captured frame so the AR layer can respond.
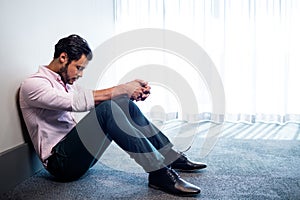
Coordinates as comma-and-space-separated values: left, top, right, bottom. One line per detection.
0, 143, 43, 195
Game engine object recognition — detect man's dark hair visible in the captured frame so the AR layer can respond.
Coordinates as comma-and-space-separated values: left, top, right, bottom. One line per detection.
54, 34, 93, 64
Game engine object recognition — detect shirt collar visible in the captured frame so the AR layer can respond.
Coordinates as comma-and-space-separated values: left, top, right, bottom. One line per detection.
38, 65, 62, 81
38, 65, 69, 92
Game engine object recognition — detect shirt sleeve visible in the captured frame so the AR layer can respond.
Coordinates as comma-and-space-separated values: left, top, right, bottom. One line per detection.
70, 83, 95, 112
20, 76, 95, 112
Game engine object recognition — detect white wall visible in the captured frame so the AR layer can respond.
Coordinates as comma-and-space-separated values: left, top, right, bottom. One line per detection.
0, 0, 115, 153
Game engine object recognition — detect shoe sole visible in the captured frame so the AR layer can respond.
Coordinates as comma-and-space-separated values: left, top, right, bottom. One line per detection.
148, 183, 200, 197
172, 167, 207, 172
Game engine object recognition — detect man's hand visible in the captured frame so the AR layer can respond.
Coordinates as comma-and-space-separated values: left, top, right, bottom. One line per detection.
122, 79, 151, 101
93, 79, 151, 105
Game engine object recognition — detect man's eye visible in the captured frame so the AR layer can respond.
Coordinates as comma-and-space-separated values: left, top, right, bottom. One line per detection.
77, 66, 85, 71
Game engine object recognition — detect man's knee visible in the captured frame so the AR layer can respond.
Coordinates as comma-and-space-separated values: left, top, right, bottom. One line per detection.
94, 100, 126, 121
112, 95, 131, 106
95, 100, 113, 112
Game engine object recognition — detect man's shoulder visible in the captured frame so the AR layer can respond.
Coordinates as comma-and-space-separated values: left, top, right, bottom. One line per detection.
20, 72, 55, 92
23, 66, 56, 84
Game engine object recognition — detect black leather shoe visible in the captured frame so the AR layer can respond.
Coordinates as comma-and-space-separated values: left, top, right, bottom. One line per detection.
148, 167, 201, 196
170, 153, 207, 172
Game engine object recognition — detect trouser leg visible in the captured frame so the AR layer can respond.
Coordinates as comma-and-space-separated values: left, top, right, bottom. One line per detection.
94, 96, 174, 172
46, 96, 176, 180
110, 97, 181, 166
46, 127, 110, 182
109, 96, 173, 152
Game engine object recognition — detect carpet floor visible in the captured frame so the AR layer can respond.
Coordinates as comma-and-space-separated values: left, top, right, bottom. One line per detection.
1, 121, 300, 200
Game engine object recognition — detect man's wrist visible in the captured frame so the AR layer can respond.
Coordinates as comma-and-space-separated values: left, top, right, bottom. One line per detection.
115, 84, 130, 97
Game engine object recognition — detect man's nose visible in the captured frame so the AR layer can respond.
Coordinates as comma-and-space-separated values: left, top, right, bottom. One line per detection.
78, 71, 83, 77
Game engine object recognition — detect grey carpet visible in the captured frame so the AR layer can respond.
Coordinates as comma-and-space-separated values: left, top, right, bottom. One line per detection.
1, 121, 300, 200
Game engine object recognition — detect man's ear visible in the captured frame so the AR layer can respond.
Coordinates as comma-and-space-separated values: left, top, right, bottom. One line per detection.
59, 52, 68, 64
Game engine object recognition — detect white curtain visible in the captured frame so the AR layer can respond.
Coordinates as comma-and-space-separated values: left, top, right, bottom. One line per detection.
105, 0, 300, 124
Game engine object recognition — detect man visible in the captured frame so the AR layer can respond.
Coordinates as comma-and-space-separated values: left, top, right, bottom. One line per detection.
19, 34, 206, 196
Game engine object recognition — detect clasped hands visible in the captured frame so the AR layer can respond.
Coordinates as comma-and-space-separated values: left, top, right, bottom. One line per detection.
122, 79, 151, 102
93, 79, 151, 105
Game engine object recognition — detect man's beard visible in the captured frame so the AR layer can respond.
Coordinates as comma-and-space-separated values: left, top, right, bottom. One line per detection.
58, 64, 70, 84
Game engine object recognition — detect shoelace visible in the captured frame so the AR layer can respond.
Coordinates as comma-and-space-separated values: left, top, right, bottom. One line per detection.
167, 168, 180, 183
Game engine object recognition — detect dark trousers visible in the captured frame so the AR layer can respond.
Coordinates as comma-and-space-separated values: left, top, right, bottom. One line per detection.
46, 96, 174, 181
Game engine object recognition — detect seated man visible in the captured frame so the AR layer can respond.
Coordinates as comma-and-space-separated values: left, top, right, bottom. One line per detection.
19, 34, 206, 196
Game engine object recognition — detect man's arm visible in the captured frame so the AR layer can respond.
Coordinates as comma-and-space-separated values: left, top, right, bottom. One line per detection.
21, 76, 96, 112
93, 79, 151, 105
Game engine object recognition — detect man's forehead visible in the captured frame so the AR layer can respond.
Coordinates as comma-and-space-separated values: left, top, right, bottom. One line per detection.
74, 55, 89, 66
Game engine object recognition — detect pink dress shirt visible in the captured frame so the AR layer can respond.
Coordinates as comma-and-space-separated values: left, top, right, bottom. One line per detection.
19, 66, 95, 166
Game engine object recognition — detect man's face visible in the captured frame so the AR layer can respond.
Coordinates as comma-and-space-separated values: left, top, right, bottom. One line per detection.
60, 54, 89, 85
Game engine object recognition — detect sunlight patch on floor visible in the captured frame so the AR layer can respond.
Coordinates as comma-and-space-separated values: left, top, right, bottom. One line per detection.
160, 120, 300, 141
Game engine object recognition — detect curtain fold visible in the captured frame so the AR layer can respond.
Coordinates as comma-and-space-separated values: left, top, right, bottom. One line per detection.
109, 0, 300, 124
